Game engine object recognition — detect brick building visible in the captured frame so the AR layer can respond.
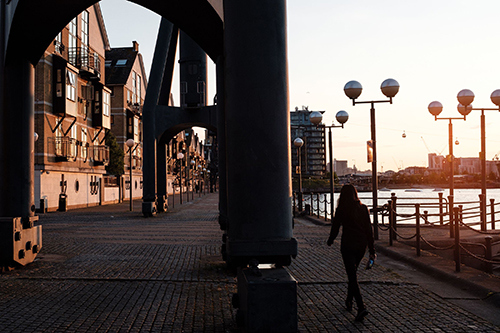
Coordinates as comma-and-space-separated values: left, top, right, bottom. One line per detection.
105, 42, 147, 199
34, 4, 112, 211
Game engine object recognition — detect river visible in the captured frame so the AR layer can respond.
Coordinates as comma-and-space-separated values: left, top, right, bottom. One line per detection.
302, 188, 500, 229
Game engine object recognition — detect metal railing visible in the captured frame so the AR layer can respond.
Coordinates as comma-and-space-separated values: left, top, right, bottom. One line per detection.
293, 190, 500, 274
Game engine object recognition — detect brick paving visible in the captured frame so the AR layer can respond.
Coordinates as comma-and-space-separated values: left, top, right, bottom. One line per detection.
0, 193, 499, 332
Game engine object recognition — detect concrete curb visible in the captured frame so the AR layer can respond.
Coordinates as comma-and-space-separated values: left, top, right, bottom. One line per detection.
375, 242, 500, 308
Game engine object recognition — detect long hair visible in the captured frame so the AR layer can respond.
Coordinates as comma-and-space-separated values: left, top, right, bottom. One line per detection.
335, 184, 361, 217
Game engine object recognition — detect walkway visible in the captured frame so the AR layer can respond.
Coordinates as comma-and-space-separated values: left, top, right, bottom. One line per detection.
0, 193, 498, 332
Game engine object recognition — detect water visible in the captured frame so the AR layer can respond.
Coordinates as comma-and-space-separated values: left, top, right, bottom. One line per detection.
302, 188, 500, 229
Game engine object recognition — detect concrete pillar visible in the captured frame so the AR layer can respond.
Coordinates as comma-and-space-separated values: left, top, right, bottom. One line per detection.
224, 0, 296, 266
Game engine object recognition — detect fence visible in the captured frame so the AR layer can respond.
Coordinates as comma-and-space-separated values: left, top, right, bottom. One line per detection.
293, 190, 500, 274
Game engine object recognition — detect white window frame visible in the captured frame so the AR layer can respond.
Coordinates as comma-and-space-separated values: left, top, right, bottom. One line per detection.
66, 70, 77, 102
103, 90, 110, 116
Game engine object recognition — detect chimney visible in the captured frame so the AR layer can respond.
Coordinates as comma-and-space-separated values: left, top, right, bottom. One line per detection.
132, 41, 139, 52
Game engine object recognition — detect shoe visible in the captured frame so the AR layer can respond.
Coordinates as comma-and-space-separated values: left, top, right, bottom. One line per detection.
355, 308, 369, 321
345, 299, 353, 312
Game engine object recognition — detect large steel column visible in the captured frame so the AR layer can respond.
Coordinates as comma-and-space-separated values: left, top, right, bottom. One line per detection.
1, 58, 35, 219
224, 0, 296, 266
0, 56, 42, 266
216, 56, 228, 231
142, 19, 177, 216
156, 139, 168, 213
179, 31, 207, 109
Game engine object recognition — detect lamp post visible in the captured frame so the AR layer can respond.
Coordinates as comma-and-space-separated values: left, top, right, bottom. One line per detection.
293, 137, 304, 212
190, 159, 195, 200
177, 152, 184, 204
344, 79, 399, 239
456, 89, 500, 231
428, 100, 470, 236
126, 138, 135, 211
309, 110, 349, 221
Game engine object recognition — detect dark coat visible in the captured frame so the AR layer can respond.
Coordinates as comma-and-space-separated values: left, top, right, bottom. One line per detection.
328, 203, 375, 255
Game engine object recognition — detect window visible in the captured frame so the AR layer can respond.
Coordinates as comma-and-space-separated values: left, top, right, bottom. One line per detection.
103, 90, 110, 116
94, 52, 99, 70
68, 18, 77, 65
68, 18, 77, 49
66, 70, 77, 101
134, 117, 139, 140
81, 128, 87, 159
136, 73, 141, 104
105, 60, 112, 67
132, 72, 136, 102
116, 59, 127, 66
132, 71, 141, 104
55, 32, 63, 53
81, 11, 89, 65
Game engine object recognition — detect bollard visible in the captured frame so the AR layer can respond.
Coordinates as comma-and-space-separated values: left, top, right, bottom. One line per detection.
438, 192, 444, 225
448, 195, 454, 238
479, 194, 486, 231
485, 236, 493, 274
423, 210, 428, 225
324, 197, 327, 221
388, 200, 393, 246
490, 199, 495, 230
454, 207, 461, 272
391, 193, 398, 235
391, 197, 397, 241
416, 204, 421, 257
310, 193, 314, 216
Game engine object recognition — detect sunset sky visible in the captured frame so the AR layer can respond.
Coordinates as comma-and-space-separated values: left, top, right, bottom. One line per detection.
100, 0, 500, 172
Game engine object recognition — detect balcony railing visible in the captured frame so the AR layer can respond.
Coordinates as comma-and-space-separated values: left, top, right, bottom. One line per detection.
92, 145, 110, 166
48, 136, 78, 161
68, 47, 101, 78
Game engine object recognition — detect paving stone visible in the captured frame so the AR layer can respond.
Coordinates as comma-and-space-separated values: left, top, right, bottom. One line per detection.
0, 193, 498, 332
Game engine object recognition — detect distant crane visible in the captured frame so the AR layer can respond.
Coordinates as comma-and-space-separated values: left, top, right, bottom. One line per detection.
421, 136, 446, 155
392, 157, 402, 171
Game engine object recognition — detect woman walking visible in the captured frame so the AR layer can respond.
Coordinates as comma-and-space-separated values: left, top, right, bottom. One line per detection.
327, 184, 376, 321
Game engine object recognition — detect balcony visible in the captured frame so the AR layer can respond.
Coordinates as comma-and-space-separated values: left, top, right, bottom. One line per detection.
132, 155, 142, 170
68, 47, 101, 80
92, 145, 109, 166
48, 136, 78, 162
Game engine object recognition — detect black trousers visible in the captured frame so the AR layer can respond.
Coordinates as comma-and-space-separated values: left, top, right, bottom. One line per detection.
341, 246, 366, 309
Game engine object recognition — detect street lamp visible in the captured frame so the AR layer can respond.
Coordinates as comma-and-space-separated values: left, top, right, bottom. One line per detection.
456, 88, 500, 230
344, 78, 399, 239
177, 152, 184, 204
293, 137, 304, 212
190, 159, 195, 200
126, 138, 135, 211
309, 110, 349, 221
428, 100, 470, 236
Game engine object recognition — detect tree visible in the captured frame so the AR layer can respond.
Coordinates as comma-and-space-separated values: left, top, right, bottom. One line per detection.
105, 131, 124, 176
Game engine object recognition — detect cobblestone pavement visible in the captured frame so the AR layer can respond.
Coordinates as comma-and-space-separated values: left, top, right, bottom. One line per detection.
0, 193, 499, 332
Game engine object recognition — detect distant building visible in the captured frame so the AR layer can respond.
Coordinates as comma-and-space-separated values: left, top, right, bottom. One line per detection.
290, 106, 326, 177
428, 153, 499, 177
428, 153, 445, 172
105, 41, 148, 199
333, 159, 349, 176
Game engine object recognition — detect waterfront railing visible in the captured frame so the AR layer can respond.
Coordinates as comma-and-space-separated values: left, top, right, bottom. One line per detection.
293, 190, 500, 274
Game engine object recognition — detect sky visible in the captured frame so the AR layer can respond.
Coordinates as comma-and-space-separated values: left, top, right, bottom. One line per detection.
99, 0, 500, 172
